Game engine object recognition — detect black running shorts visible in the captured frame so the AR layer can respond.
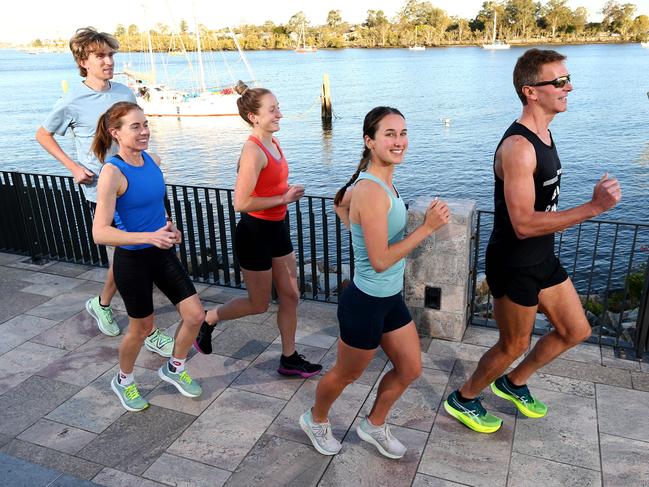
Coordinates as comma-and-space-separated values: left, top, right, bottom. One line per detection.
486, 250, 569, 307
234, 213, 294, 271
338, 282, 412, 350
113, 246, 197, 318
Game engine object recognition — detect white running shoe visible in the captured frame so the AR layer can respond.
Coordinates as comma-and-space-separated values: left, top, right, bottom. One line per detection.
299, 409, 342, 456
356, 416, 407, 459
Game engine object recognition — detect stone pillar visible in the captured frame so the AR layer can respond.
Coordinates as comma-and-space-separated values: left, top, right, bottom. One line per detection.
404, 197, 476, 341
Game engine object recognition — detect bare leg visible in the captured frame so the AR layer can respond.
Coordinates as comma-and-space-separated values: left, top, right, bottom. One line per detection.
367, 322, 422, 425
119, 315, 154, 374
271, 252, 300, 356
312, 339, 375, 423
459, 296, 536, 399
205, 268, 272, 324
99, 263, 118, 307
172, 294, 205, 359
507, 278, 591, 385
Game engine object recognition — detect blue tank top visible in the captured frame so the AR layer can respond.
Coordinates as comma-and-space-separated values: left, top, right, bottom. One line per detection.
351, 172, 407, 297
107, 151, 167, 250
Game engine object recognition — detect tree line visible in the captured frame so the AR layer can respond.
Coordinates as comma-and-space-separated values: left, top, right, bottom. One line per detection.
34, 0, 649, 50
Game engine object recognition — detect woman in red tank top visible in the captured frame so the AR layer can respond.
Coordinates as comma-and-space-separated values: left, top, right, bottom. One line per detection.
195, 84, 322, 378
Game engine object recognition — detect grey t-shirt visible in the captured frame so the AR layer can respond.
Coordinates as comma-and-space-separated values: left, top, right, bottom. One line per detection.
41, 81, 136, 202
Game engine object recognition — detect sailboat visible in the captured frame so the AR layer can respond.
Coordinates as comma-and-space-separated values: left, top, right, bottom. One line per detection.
409, 26, 425, 51
295, 22, 317, 53
482, 12, 510, 50
641, 42, 649, 48
123, 27, 255, 117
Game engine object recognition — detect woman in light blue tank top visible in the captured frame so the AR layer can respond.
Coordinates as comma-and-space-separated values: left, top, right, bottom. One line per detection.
91, 102, 205, 412
300, 107, 451, 458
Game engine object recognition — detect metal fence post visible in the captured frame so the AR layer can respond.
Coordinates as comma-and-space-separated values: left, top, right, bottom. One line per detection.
11, 172, 43, 263
634, 260, 649, 358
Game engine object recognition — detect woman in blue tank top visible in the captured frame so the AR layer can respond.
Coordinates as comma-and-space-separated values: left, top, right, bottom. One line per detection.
91, 102, 205, 412
300, 107, 450, 459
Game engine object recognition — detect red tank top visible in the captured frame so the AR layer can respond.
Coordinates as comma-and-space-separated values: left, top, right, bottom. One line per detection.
248, 135, 289, 221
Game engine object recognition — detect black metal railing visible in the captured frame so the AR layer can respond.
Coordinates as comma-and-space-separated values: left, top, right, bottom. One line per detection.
0, 171, 352, 303
469, 210, 649, 357
2, 171, 648, 357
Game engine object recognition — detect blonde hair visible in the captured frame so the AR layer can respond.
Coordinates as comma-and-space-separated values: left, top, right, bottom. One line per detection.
69, 27, 119, 77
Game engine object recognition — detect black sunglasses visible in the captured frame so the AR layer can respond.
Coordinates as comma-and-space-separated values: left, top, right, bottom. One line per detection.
530, 75, 571, 88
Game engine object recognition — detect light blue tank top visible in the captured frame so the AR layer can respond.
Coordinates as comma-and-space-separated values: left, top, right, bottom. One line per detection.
106, 151, 167, 250
351, 172, 407, 297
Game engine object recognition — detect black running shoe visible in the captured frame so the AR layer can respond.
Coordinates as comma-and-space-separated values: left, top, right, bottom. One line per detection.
278, 352, 323, 378
194, 321, 215, 354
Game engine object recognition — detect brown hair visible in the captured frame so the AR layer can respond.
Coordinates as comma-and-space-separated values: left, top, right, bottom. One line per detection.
91, 102, 142, 163
513, 48, 567, 105
235, 82, 272, 125
69, 27, 120, 77
333, 107, 405, 205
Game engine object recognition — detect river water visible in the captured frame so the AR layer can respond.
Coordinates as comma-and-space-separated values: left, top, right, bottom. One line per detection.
1, 44, 648, 222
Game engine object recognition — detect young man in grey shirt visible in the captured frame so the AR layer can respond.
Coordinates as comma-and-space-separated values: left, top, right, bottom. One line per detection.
36, 27, 174, 357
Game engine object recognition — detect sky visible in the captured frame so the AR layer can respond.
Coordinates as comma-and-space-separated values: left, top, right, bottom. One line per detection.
4, 0, 649, 44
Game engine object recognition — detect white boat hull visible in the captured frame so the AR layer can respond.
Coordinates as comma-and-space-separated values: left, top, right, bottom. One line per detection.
483, 43, 511, 50
137, 91, 240, 117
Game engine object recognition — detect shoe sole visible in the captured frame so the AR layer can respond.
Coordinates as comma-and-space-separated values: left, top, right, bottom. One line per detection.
158, 368, 201, 398
193, 340, 212, 355
278, 367, 322, 378
356, 424, 405, 459
490, 383, 547, 418
299, 414, 340, 456
86, 300, 120, 337
443, 400, 502, 434
144, 341, 173, 358
110, 379, 149, 412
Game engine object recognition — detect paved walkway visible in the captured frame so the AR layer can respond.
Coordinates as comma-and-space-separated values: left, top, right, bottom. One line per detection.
1, 251, 648, 487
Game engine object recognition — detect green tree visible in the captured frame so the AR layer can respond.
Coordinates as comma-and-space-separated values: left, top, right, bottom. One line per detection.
570, 6, 588, 34
179, 19, 188, 34
287, 11, 308, 34
33, 38, 43, 47
326, 10, 343, 29
505, 0, 538, 38
542, 0, 572, 37
127, 24, 139, 36
365, 9, 389, 28
601, 0, 636, 35
114, 24, 126, 37
632, 14, 649, 39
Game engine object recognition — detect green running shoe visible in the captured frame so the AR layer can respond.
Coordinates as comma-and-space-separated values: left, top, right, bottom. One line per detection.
86, 296, 119, 337
111, 376, 149, 412
491, 376, 548, 418
444, 390, 503, 434
158, 365, 202, 398
144, 328, 174, 357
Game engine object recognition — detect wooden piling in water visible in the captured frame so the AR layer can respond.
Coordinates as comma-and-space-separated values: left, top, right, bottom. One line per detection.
321, 73, 332, 122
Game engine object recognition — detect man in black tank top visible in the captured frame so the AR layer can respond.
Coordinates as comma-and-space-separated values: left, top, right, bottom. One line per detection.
444, 49, 621, 434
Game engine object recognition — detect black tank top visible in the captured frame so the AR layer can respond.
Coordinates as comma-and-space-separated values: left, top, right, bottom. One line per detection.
487, 121, 561, 266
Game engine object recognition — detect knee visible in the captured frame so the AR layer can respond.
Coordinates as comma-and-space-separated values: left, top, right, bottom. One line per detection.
333, 367, 364, 385
499, 337, 529, 360
278, 288, 299, 309
183, 307, 205, 330
559, 322, 591, 345
395, 361, 422, 384
128, 321, 153, 341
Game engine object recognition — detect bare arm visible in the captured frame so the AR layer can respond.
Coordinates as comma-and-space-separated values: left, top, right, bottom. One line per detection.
92, 164, 177, 248
353, 180, 450, 273
233, 142, 304, 212
501, 136, 621, 240
334, 187, 353, 229
35, 126, 94, 184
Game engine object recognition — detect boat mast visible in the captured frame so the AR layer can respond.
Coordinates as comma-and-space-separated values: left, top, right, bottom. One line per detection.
492, 11, 497, 44
145, 23, 157, 83
195, 16, 207, 93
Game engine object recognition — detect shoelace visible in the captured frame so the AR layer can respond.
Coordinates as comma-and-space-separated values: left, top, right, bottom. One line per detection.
124, 384, 141, 400
178, 371, 193, 384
